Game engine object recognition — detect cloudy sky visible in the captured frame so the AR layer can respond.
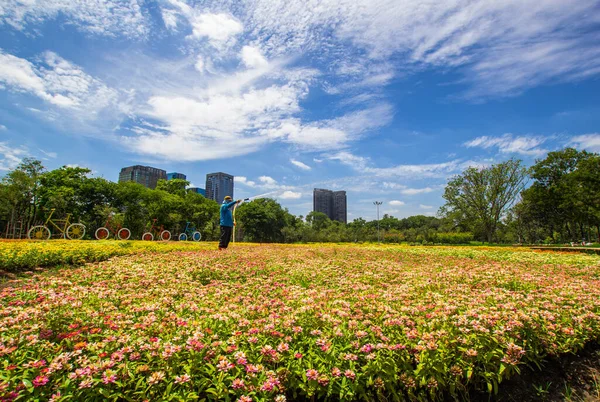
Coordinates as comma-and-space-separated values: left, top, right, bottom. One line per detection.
1, 0, 599, 220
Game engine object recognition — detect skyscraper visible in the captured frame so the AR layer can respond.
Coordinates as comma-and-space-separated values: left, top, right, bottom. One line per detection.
333, 191, 347, 224
206, 172, 234, 203
187, 187, 206, 197
313, 188, 347, 224
167, 172, 187, 181
118, 165, 167, 189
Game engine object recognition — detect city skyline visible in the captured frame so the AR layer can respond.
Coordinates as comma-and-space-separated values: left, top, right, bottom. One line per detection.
1, 1, 599, 220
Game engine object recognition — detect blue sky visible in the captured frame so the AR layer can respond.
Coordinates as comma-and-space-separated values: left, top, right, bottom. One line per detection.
1, 0, 599, 221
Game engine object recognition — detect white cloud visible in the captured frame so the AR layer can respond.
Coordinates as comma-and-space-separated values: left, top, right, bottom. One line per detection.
259, 176, 277, 186
113, 53, 389, 160
0, 142, 28, 171
259, 103, 392, 152
464, 134, 548, 156
0, 50, 120, 113
190, 13, 243, 43
0, 0, 148, 38
401, 187, 436, 196
285, 125, 348, 150
419, 204, 433, 210
239, 0, 600, 97
381, 182, 438, 195
241, 46, 268, 69
0, 51, 48, 99
39, 149, 57, 159
570, 134, 600, 153
0, 124, 6, 131
326, 151, 369, 170
123, 131, 266, 162
279, 190, 302, 199
366, 160, 472, 178
162, 3, 242, 47
162, 8, 179, 30
389, 200, 405, 206
235, 176, 257, 187
194, 56, 205, 73
290, 159, 311, 170
3, 0, 600, 102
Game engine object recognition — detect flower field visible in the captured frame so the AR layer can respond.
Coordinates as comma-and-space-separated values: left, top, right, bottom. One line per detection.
1, 243, 600, 401
0, 240, 214, 272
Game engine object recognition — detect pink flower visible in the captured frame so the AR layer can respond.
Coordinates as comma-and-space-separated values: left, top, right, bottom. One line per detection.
245, 364, 259, 374
232, 378, 245, 390
217, 358, 234, 372
344, 370, 356, 381
465, 349, 478, 357
260, 377, 280, 392
294, 353, 303, 359
32, 375, 49, 387
360, 344, 373, 353
79, 379, 93, 389
148, 371, 165, 386
306, 369, 319, 381
174, 374, 191, 384
102, 372, 117, 384
331, 367, 341, 377
238, 396, 252, 402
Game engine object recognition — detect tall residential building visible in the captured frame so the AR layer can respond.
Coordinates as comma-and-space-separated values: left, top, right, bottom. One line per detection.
333, 191, 347, 224
206, 172, 234, 203
188, 187, 206, 197
167, 172, 187, 181
118, 165, 167, 189
313, 188, 347, 224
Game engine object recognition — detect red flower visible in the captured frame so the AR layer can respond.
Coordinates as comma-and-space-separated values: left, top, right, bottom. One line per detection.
32, 375, 49, 387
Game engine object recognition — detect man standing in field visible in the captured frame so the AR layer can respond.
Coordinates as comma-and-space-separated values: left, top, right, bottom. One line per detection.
219, 196, 241, 250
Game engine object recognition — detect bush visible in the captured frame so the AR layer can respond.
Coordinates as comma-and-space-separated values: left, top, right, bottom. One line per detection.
433, 232, 474, 244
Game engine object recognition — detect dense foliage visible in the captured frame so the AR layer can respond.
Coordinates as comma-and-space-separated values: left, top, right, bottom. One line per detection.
510, 148, 600, 244
440, 159, 528, 243
0, 160, 470, 244
2, 148, 599, 244
0, 243, 599, 401
0, 161, 221, 240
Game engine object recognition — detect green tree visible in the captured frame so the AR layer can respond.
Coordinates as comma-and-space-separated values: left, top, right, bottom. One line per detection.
236, 198, 290, 242
156, 178, 189, 197
306, 211, 330, 232
519, 148, 597, 242
441, 159, 529, 242
0, 158, 45, 233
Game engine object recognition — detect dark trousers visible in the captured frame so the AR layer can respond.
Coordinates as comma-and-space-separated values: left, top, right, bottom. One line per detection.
219, 226, 233, 248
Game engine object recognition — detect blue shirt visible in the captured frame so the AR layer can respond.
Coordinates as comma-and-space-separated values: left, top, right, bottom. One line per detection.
220, 200, 238, 227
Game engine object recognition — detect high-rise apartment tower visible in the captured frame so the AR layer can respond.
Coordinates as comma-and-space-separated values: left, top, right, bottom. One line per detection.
118, 165, 167, 189
206, 172, 234, 203
313, 188, 347, 224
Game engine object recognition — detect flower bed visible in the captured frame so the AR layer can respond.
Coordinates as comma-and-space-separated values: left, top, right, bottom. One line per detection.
0, 244, 599, 401
0, 240, 213, 272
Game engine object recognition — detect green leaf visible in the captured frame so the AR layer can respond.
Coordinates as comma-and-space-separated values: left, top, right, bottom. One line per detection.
22, 378, 33, 392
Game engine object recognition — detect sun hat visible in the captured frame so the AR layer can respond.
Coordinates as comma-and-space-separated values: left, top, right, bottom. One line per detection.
224, 196, 232, 201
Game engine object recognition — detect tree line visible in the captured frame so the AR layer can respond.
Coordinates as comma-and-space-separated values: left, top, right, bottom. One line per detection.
1, 147, 599, 244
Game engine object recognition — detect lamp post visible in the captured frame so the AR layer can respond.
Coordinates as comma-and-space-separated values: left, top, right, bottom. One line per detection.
373, 201, 382, 243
